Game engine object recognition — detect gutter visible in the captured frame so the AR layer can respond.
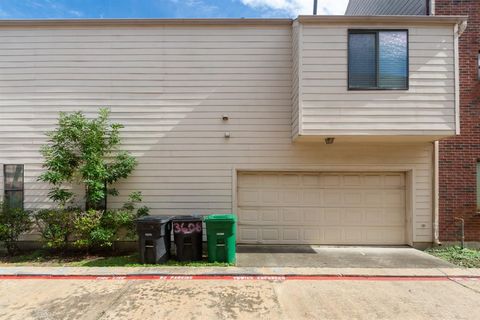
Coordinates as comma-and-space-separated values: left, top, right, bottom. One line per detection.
0, 18, 293, 27
298, 15, 468, 25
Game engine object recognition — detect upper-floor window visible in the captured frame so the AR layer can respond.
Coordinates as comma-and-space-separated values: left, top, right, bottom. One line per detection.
348, 30, 409, 90
477, 51, 479, 81
477, 161, 480, 212
4, 164, 24, 210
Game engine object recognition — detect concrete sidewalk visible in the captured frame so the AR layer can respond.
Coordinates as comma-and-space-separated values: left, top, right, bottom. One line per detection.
237, 246, 455, 268
1, 265, 480, 278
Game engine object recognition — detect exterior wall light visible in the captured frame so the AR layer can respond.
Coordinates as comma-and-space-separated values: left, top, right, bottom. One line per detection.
325, 137, 335, 145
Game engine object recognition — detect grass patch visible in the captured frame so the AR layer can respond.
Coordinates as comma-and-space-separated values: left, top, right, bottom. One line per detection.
426, 246, 480, 268
0, 250, 233, 267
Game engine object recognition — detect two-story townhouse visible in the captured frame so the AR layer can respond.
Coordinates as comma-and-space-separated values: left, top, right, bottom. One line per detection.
0, 15, 466, 248
347, 0, 480, 245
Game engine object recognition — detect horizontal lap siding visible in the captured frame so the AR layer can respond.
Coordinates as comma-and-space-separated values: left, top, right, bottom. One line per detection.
0, 24, 433, 242
300, 25, 456, 135
0, 24, 293, 217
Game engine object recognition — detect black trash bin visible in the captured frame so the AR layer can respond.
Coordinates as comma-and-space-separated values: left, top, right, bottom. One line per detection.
172, 216, 203, 261
136, 215, 173, 264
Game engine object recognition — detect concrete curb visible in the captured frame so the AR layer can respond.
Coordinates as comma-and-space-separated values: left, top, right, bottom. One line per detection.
1, 266, 480, 278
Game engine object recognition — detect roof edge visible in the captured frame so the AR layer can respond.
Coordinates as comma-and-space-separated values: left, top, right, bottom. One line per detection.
298, 15, 468, 25
0, 18, 293, 28
0, 16, 468, 28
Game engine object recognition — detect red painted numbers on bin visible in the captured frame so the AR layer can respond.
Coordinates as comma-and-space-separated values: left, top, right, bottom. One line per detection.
173, 222, 202, 234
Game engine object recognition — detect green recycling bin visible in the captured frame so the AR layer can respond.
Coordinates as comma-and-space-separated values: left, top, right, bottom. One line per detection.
204, 214, 237, 263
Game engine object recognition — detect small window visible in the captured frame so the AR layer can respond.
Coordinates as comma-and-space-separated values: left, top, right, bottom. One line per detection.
4, 164, 24, 210
477, 51, 480, 81
477, 162, 480, 211
348, 30, 409, 90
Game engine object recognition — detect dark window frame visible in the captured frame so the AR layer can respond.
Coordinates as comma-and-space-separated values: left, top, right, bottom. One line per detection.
477, 161, 480, 212
3, 164, 24, 210
477, 50, 480, 81
348, 29, 409, 91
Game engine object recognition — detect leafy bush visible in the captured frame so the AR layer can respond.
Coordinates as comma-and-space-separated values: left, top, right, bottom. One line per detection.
72, 209, 103, 249
35, 192, 149, 252
73, 191, 149, 250
34, 208, 80, 250
0, 203, 32, 255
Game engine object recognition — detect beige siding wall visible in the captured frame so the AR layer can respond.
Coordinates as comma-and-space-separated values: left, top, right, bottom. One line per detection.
298, 24, 456, 136
0, 23, 434, 242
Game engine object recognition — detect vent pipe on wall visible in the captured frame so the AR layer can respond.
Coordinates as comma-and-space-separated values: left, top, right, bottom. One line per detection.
313, 0, 318, 15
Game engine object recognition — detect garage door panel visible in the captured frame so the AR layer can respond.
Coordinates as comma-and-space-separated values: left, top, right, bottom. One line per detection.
323, 190, 343, 206
343, 174, 362, 186
304, 228, 320, 241
385, 208, 406, 226
302, 174, 320, 186
344, 228, 363, 243
282, 208, 302, 223
342, 208, 363, 225
239, 228, 258, 242
262, 228, 280, 241
280, 174, 301, 186
238, 208, 260, 223
283, 228, 301, 241
343, 191, 363, 206
323, 174, 342, 186
384, 190, 405, 206
262, 208, 278, 223
365, 191, 384, 206
238, 190, 259, 205
364, 174, 383, 186
385, 174, 405, 187
238, 172, 406, 245
303, 189, 322, 205
262, 174, 280, 187
304, 208, 321, 223
324, 228, 343, 243
282, 189, 301, 204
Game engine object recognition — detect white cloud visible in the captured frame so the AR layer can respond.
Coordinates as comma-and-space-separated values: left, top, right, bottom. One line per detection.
240, 0, 349, 16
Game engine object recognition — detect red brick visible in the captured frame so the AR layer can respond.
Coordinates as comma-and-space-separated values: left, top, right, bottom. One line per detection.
436, 0, 480, 241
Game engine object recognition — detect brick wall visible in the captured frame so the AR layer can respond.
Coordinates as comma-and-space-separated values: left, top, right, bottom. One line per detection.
436, 0, 480, 241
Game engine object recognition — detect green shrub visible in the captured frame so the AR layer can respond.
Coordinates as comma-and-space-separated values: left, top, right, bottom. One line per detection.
34, 208, 80, 250
74, 191, 149, 250
0, 203, 32, 255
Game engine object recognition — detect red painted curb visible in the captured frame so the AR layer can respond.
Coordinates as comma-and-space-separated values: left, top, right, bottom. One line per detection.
0, 274, 478, 281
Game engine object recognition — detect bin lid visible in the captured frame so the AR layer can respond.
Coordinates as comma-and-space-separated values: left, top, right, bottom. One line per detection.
135, 215, 174, 224
172, 215, 203, 222
203, 214, 237, 222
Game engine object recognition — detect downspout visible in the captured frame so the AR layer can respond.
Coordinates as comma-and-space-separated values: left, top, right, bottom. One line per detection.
433, 141, 441, 245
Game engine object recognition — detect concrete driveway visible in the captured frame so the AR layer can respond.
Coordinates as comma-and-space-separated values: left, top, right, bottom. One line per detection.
236, 246, 455, 268
1, 276, 479, 319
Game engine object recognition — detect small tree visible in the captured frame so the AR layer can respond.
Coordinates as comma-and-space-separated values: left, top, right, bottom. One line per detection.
38, 108, 137, 209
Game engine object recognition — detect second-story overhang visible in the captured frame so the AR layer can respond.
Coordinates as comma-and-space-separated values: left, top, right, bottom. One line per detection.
292, 15, 468, 143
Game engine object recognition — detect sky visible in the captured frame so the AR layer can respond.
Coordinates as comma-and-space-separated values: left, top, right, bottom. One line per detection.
0, 0, 349, 19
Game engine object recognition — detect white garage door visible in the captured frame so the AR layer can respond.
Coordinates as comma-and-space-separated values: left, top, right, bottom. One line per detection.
237, 172, 406, 245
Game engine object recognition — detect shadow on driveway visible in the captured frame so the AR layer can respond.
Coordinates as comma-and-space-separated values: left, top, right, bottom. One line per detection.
236, 245, 455, 268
